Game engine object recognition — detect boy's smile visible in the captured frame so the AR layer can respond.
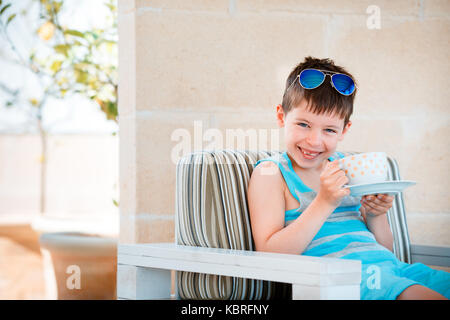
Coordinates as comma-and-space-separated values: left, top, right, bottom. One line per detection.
276, 99, 352, 173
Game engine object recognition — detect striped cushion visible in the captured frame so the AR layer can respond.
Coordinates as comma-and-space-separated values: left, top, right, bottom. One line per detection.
174, 150, 411, 299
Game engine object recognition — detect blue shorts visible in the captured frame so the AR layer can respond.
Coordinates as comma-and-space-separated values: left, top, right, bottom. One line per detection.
344, 251, 450, 300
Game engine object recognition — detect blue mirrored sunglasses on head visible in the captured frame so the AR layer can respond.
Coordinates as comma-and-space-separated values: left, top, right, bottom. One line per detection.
290, 68, 356, 96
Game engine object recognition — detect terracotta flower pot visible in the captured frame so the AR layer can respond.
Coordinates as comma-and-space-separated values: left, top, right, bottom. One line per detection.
39, 232, 117, 300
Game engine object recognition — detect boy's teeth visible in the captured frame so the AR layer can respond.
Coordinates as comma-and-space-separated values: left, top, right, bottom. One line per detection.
300, 147, 319, 155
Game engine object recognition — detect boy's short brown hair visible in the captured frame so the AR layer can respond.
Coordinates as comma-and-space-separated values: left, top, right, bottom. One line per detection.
282, 56, 357, 129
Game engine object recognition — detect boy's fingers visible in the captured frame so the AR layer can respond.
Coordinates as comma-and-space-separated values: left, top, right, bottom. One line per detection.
372, 194, 394, 203
363, 196, 392, 210
337, 184, 350, 196
324, 160, 343, 175
362, 200, 383, 213
375, 193, 393, 198
336, 175, 349, 188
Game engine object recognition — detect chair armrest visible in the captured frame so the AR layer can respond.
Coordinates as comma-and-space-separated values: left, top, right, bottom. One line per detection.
410, 244, 450, 267
117, 242, 361, 300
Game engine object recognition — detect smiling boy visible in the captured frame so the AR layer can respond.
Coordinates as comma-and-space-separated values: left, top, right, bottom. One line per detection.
247, 56, 449, 300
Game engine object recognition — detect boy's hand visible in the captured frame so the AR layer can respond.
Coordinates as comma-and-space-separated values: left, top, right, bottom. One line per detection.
317, 160, 351, 208
360, 194, 394, 217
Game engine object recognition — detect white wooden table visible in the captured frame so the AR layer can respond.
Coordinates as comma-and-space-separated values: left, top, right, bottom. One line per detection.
117, 243, 362, 300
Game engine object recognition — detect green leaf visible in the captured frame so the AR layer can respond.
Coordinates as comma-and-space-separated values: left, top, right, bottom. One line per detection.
54, 44, 69, 56
75, 70, 89, 84
50, 60, 62, 73
6, 13, 15, 26
105, 101, 117, 120
64, 29, 85, 38
0, 3, 11, 16
29, 98, 39, 106
74, 62, 89, 70
104, 3, 116, 13
53, 1, 62, 14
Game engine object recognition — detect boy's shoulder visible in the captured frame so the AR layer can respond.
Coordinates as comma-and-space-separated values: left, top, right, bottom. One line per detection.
248, 164, 286, 206
250, 154, 284, 182
249, 153, 288, 197
254, 151, 284, 163
251, 158, 282, 178
254, 152, 289, 170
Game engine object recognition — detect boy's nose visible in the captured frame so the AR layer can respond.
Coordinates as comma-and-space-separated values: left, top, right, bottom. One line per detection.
306, 130, 322, 145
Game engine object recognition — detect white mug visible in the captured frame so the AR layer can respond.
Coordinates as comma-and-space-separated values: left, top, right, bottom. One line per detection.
338, 152, 388, 185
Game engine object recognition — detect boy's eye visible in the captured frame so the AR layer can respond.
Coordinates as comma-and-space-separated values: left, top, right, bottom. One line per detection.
297, 123, 336, 133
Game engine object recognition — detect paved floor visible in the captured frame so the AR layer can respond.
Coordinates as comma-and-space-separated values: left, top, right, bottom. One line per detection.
0, 236, 46, 299
0, 226, 447, 300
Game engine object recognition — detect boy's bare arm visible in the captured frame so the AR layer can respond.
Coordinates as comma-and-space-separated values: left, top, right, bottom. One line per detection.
248, 160, 348, 255
248, 161, 287, 253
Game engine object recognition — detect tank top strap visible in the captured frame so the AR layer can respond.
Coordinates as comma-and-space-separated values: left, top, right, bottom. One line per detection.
328, 151, 346, 162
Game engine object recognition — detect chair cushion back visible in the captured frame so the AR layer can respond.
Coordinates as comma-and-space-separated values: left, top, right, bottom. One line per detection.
175, 150, 290, 299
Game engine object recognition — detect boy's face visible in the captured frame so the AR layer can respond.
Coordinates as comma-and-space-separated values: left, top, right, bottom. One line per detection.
276, 98, 352, 173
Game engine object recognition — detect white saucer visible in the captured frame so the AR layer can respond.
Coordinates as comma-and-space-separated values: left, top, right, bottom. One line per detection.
344, 180, 416, 197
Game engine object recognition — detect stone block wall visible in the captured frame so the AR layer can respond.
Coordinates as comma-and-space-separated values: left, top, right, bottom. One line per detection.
118, 0, 450, 248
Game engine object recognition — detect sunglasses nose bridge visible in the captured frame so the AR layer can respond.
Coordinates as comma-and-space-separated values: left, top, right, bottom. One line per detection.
328, 74, 336, 88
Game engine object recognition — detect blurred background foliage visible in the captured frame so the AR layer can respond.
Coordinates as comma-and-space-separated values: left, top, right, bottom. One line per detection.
0, 0, 118, 123
0, 0, 118, 214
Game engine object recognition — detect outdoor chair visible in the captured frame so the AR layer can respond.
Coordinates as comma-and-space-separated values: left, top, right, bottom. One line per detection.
118, 150, 450, 300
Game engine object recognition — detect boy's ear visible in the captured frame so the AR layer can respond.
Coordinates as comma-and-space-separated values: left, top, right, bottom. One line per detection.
338, 120, 352, 141
276, 104, 285, 128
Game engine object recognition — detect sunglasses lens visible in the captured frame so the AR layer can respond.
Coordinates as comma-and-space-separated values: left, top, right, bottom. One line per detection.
331, 74, 355, 95
299, 69, 325, 89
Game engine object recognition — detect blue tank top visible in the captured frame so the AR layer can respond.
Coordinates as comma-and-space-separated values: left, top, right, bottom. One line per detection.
254, 151, 392, 260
